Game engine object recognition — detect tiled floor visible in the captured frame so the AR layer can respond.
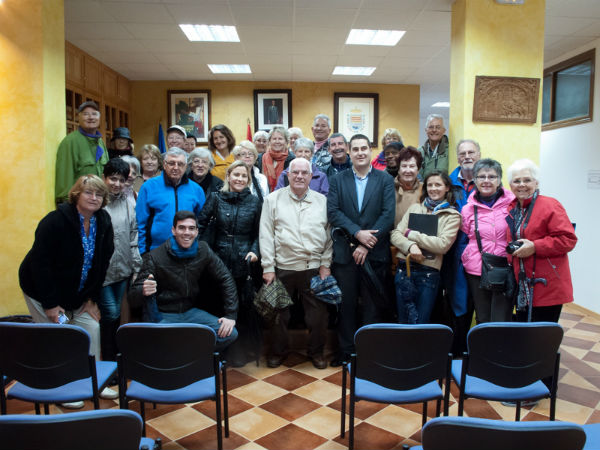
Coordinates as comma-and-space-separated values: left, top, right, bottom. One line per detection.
4, 303, 600, 449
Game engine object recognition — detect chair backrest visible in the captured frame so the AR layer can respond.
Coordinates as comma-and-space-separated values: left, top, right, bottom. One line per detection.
117, 323, 217, 390
354, 324, 453, 391
466, 322, 563, 388
421, 416, 586, 450
0, 322, 92, 389
0, 409, 144, 450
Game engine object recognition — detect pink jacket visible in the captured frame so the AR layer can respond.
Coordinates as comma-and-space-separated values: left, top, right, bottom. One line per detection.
460, 187, 516, 276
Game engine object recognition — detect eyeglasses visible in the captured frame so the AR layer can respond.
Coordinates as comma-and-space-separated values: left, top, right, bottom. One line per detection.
427, 125, 443, 131
165, 161, 186, 168
239, 152, 254, 158
80, 112, 99, 118
191, 160, 207, 166
476, 175, 499, 181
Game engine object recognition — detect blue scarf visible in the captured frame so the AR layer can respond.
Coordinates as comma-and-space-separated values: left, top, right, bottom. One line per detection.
78, 127, 104, 162
424, 197, 454, 213
169, 236, 198, 258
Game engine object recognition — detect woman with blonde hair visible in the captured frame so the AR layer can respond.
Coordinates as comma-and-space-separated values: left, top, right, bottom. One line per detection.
197, 161, 262, 366
233, 141, 268, 200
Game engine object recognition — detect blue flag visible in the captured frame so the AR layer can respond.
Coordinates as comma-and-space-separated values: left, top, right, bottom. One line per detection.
158, 123, 166, 153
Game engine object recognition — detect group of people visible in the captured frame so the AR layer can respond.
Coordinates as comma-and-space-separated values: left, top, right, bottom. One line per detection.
19, 102, 577, 408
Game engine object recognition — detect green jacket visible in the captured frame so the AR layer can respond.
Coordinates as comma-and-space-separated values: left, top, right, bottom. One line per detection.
55, 129, 108, 203
418, 134, 449, 179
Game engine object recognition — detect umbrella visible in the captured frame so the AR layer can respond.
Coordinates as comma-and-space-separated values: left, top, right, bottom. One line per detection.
396, 254, 418, 324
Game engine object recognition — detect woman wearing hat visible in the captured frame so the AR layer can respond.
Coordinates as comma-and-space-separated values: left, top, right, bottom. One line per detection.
108, 127, 134, 159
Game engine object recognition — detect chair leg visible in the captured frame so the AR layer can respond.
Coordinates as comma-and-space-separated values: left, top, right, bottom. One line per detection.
34, 403, 41, 415
222, 365, 229, 438
515, 401, 521, 421
550, 352, 560, 421
349, 360, 356, 450
422, 401, 428, 426
43, 403, 49, 415
214, 354, 223, 450
458, 392, 464, 416
435, 398, 441, 418
140, 401, 146, 437
0, 377, 6, 415
341, 363, 347, 438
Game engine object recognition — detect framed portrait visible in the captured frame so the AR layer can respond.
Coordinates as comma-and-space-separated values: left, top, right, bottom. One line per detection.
167, 90, 211, 144
334, 92, 379, 147
253, 89, 292, 132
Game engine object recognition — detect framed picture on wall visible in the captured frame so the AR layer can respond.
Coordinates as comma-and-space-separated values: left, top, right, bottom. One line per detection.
167, 90, 211, 144
333, 92, 379, 147
253, 89, 292, 132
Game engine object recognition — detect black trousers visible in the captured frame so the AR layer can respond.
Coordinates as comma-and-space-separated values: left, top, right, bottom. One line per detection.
516, 304, 563, 323
333, 260, 389, 357
269, 268, 328, 357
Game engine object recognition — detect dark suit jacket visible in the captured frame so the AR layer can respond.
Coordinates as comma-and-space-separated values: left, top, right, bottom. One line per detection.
327, 167, 395, 264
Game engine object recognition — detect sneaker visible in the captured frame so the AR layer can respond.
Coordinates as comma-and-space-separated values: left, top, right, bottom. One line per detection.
501, 400, 539, 407
99, 387, 119, 400
60, 401, 85, 409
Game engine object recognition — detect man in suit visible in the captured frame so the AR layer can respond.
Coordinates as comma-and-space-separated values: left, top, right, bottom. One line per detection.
327, 134, 395, 366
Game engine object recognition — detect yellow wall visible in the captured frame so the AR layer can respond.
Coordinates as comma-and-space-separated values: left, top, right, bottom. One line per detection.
449, 0, 545, 172
0, 0, 65, 315
130, 81, 420, 154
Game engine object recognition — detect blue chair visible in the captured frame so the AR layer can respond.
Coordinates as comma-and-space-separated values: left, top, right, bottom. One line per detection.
117, 323, 228, 450
408, 416, 586, 450
583, 423, 600, 450
452, 322, 563, 421
0, 322, 117, 414
341, 324, 453, 450
0, 409, 161, 450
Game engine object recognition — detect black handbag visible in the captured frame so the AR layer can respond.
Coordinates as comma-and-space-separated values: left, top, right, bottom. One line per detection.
474, 206, 516, 295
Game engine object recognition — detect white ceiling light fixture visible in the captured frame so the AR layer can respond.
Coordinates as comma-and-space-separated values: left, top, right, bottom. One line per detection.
208, 64, 251, 74
495, 0, 525, 4
346, 29, 405, 46
432, 102, 450, 107
179, 25, 240, 42
332, 66, 376, 76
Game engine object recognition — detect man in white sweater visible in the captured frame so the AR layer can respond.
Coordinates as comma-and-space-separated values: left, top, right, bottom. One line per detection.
260, 158, 333, 369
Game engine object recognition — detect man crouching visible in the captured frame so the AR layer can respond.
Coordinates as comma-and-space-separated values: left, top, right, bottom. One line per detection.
129, 210, 238, 351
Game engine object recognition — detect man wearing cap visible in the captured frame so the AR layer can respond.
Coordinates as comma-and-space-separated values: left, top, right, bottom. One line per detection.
166, 125, 186, 150
259, 157, 332, 369
108, 127, 134, 159
55, 101, 109, 204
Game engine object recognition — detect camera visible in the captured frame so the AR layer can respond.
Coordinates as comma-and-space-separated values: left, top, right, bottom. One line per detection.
506, 240, 523, 254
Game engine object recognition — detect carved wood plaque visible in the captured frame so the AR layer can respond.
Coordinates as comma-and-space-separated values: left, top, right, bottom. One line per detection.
473, 76, 540, 124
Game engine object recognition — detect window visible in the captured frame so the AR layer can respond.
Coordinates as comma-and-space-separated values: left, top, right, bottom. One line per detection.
542, 49, 595, 130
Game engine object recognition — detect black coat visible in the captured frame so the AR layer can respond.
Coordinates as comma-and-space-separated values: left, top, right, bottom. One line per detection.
19, 203, 114, 310
197, 188, 261, 278
327, 168, 395, 263
129, 239, 239, 320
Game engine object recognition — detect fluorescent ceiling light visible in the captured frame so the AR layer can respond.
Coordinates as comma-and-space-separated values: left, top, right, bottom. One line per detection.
332, 66, 376, 76
179, 24, 240, 42
346, 29, 405, 46
208, 64, 251, 74
432, 102, 450, 107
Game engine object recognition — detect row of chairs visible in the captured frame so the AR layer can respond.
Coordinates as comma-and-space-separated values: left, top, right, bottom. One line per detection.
340, 322, 563, 450
0, 322, 228, 450
0, 321, 572, 450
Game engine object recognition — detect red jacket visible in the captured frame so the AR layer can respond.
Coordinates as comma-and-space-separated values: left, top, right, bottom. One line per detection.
506, 195, 577, 307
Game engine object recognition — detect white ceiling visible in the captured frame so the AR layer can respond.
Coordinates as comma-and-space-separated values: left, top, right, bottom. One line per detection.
65, 0, 600, 123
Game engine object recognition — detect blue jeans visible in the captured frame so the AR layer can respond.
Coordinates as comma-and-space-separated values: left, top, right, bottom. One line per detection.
160, 308, 238, 351
99, 279, 128, 323
395, 262, 441, 324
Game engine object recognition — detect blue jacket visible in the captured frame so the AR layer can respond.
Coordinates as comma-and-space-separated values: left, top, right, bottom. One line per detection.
136, 172, 205, 254
440, 166, 473, 316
